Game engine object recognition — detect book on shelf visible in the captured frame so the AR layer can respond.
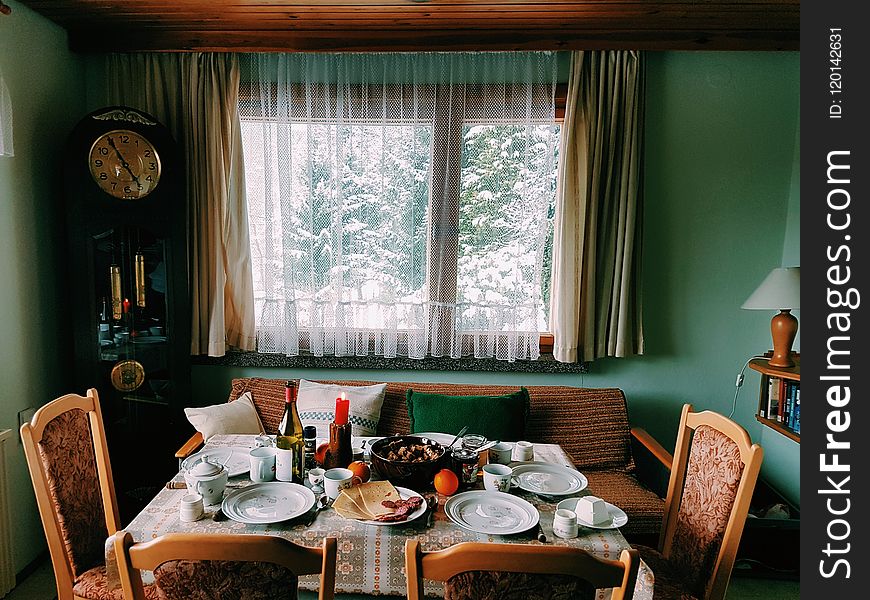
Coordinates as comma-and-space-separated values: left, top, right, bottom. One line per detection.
767, 377, 782, 422
793, 387, 800, 434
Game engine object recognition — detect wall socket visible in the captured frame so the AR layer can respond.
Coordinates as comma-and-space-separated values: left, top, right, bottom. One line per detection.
17, 407, 36, 436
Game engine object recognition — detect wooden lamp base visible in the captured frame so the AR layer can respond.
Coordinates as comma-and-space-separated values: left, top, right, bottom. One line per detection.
768, 310, 798, 368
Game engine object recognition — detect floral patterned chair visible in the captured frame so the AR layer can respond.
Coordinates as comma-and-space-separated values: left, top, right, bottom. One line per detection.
633, 404, 764, 600
19, 389, 160, 600
113, 531, 337, 600
405, 540, 638, 600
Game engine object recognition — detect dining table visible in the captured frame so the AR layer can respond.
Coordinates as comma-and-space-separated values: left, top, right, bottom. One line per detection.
107, 434, 654, 599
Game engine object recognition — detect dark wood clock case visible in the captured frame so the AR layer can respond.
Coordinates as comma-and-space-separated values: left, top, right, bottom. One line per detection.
65, 106, 190, 519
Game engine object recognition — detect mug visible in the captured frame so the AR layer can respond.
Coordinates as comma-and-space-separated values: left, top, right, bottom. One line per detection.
513, 440, 534, 462
552, 508, 579, 539
179, 493, 204, 522
249, 447, 277, 483
482, 463, 513, 492
324, 467, 362, 500
488, 442, 513, 465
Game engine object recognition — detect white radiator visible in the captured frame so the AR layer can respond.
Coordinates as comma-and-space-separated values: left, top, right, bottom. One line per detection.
0, 429, 14, 597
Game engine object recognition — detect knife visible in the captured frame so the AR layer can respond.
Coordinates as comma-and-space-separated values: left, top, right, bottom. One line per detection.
535, 522, 548, 543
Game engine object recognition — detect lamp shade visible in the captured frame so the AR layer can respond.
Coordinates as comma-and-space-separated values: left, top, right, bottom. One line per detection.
742, 267, 800, 310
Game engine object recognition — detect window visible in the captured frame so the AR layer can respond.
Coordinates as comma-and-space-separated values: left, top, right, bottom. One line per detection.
240, 53, 560, 361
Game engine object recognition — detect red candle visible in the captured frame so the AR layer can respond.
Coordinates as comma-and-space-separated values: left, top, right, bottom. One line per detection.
335, 392, 349, 425
122, 298, 131, 314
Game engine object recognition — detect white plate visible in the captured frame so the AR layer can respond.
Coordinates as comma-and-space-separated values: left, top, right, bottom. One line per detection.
510, 462, 588, 496
556, 498, 629, 529
182, 447, 251, 478
444, 490, 539, 535
222, 482, 315, 524
356, 486, 427, 526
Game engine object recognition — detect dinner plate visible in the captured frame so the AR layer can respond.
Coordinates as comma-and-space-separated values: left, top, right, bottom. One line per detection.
510, 462, 588, 496
222, 482, 315, 524
444, 490, 539, 535
182, 447, 251, 478
556, 497, 629, 529
356, 486, 427, 526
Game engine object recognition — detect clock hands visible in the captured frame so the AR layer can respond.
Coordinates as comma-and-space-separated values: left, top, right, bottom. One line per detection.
106, 136, 142, 187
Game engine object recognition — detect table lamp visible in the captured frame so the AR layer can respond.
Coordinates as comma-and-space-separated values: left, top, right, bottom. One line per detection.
742, 267, 800, 368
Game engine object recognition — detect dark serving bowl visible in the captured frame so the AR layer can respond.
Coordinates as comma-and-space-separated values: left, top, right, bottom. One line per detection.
369, 435, 447, 491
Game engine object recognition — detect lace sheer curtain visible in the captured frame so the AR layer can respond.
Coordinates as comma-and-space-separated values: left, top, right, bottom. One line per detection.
0, 67, 12, 157
240, 53, 558, 361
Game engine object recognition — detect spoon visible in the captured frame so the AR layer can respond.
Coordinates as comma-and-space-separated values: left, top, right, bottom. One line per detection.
448, 426, 469, 448
303, 494, 331, 526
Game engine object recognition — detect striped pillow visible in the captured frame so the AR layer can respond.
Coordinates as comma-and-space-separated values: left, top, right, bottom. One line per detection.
297, 379, 387, 438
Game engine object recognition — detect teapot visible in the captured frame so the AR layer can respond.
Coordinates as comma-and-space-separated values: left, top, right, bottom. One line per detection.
183, 458, 228, 505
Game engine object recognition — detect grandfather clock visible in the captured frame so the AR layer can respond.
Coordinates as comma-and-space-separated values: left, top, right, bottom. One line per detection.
65, 107, 189, 517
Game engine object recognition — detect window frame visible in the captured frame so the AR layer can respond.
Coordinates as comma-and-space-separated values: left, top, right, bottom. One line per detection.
240, 82, 567, 356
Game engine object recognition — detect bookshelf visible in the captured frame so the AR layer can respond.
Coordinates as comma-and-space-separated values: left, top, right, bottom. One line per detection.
749, 354, 800, 443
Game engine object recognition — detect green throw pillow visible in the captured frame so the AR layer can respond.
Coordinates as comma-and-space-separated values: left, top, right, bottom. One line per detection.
406, 388, 530, 442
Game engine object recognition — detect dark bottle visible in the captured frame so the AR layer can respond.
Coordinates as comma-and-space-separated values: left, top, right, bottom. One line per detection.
276, 380, 305, 483
303, 425, 318, 471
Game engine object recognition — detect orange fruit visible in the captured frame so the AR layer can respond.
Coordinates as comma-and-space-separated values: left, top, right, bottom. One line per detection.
347, 460, 371, 483
433, 468, 460, 496
315, 442, 329, 466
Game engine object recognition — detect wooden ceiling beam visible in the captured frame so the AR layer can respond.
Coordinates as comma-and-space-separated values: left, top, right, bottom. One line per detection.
18, 0, 800, 52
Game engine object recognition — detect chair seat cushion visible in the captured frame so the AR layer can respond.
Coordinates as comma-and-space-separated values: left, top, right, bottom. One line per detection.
445, 571, 595, 600
153, 559, 299, 600
634, 545, 699, 600
73, 565, 161, 600
584, 470, 664, 537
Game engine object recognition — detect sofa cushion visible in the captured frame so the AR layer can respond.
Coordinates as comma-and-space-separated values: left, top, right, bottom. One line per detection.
407, 387, 530, 441
297, 379, 387, 438
184, 392, 265, 441
583, 470, 663, 537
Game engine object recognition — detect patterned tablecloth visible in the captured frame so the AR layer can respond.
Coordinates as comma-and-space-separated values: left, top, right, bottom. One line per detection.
113, 435, 654, 599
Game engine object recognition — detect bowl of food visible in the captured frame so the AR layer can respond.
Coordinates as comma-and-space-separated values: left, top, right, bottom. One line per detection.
369, 435, 447, 490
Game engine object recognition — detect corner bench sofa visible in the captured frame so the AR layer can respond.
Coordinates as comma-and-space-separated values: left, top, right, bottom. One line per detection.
177, 377, 669, 538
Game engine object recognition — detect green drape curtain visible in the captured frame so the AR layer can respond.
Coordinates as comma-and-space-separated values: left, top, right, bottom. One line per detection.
106, 53, 255, 356
551, 51, 645, 363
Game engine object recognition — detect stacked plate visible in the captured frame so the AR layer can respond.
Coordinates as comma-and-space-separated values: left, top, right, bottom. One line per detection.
556, 497, 629, 530
181, 447, 251, 478
444, 491, 539, 535
510, 462, 588, 496
221, 482, 315, 524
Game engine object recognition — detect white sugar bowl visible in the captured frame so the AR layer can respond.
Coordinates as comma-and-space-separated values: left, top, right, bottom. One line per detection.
183, 459, 228, 505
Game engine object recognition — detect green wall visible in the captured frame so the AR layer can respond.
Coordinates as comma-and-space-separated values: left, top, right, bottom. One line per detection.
0, 0, 84, 573
192, 52, 801, 505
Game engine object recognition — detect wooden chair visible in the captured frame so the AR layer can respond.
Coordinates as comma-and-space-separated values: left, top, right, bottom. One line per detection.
633, 404, 764, 600
113, 532, 337, 600
19, 388, 152, 600
405, 540, 639, 600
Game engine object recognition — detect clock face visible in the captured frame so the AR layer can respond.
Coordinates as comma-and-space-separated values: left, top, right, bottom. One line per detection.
88, 129, 161, 200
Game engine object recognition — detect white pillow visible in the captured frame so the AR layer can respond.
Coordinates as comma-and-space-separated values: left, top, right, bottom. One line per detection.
184, 391, 265, 440
297, 380, 387, 438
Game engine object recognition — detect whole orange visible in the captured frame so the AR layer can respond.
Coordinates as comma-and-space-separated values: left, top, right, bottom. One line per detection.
314, 442, 329, 466
433, 469, 460, 496
347, 460, 371, 483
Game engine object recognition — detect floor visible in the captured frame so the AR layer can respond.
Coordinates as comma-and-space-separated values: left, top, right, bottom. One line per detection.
5, 560, 800, 599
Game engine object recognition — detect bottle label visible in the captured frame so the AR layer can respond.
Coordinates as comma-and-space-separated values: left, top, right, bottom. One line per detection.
275, 448, 295, 481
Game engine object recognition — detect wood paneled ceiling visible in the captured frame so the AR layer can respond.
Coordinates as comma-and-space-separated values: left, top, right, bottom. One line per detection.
17, 0, 799, 53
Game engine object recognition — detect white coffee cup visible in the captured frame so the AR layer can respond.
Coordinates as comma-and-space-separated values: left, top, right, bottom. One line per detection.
482, 463, 513, 492
513, 440, 534, 462
249, 447, 277, 483
179, 493, 204, 522
552, 508, 579, 539
324, 467, 361, 500
488, 442, 513, 465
